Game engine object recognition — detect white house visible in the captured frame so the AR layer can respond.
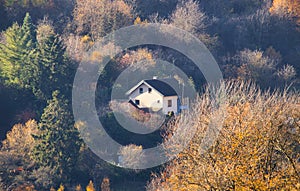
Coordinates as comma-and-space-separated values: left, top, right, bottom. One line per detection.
126, 79, 179, 115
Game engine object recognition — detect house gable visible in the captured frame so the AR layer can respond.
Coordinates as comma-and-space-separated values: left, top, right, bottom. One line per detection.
127, 79, 179, 114
129, 83, 163, 110
144, 80, 177, 96
126, 79, 177, 97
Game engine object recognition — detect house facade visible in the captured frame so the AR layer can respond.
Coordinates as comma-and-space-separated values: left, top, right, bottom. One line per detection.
126, 79, 179, 115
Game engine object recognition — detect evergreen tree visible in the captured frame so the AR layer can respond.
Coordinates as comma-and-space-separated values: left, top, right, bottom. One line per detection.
4, 0, 48, 7
0, 13, 73, 101
22, 12, 37, 46
34, 27, 74, 100
32, 91, 81, 186
0, 13, 36, 88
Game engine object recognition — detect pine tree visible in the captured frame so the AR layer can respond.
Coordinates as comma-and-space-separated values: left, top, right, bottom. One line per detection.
22, 12, 37, 46
32, 91, 81, 185
0, 14, 74, 100
34, 27, 74, 100
0, 13, 36, 88
4, 0, 48, 7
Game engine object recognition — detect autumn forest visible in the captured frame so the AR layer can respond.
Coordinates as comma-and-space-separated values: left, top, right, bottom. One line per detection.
0, 0, 300, 190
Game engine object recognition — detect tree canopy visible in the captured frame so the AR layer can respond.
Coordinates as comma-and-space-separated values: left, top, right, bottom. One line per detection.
32, 91, 81, 188
0, 13, 36, 88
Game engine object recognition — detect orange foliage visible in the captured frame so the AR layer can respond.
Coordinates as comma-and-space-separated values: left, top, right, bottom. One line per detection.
147, 80, 300, 191
75, 185, 83, 191
270, 0, 300, 23
134, 17, 148, 25
57, 184, 65, 191
13, 184, 36, 191
2, 120, 39, 157
74, 0, 133, 40
86, 180, 95, 191
119, 48, 156, 70
101, 177, 111, 191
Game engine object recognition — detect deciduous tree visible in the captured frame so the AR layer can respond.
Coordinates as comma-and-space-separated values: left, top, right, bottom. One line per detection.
147, 80, 300, 191
270, 0, 300, 23
0, 120, 39, 190
233, 49, 278, 88
101, 177, 110, 191
73, 0, 133, 40
170, 0, 217, 48
170, 0, 206, 35
118, 144, 145, 169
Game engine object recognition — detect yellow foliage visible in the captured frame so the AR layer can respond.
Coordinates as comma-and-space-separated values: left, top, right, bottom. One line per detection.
147, 80, 300, 191
2, 120, 39, 159
270, 0, 300, 23
13, 184, 36, 191
134, 17, 142, 25
90, 51, 103, 62
73, 0, 133, 40
134, 16, 148, 25
57, 184, 64, 191
135, 49, 153, 63
75, 184, 83, 191
270, 0, 300, 15
114, 0, 133, 16
86, 180, 95, 191
81, 35, 91, 43
119, 48, 156, 69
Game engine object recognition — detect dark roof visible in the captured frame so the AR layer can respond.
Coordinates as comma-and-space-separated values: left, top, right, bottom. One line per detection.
144, 79, 177, 96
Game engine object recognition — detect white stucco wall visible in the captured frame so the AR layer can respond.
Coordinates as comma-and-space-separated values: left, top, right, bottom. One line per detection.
162, 96, 178, 114
129, 84, 163, 111
129, 83, 179, 114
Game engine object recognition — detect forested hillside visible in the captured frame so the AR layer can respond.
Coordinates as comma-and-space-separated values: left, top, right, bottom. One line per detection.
0, 0, 299, 190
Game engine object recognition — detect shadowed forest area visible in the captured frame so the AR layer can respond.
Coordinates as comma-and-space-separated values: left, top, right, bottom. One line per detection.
0, 0, 299, 190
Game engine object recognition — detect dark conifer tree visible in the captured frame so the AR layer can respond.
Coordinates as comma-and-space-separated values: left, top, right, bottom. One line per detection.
32, 91, 81, 186
34, 27, 74, 100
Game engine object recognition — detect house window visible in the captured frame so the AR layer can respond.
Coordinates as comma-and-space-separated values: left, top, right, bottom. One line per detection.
148, 88, 152, 93
139, 88, 143, 93
135, 100, 140, 105
168, 100, 172, 107
157, 100, 160, 103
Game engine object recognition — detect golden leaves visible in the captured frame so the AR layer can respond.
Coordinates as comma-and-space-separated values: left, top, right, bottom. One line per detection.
86, 180, 96, 191
119, 48, 156, 70
148, 81, 300, 191
134, 17, 148, 25
270, 0, 300, 23
90, 51, 102, 62
2, 119, 39, 155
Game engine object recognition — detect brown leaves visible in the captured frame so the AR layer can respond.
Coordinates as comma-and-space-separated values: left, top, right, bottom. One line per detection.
73, 0, 133, 40
147, 80, 300, 191
2, 119, 39, 157
270, 0, 300, 24
270, 0, 300, 16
